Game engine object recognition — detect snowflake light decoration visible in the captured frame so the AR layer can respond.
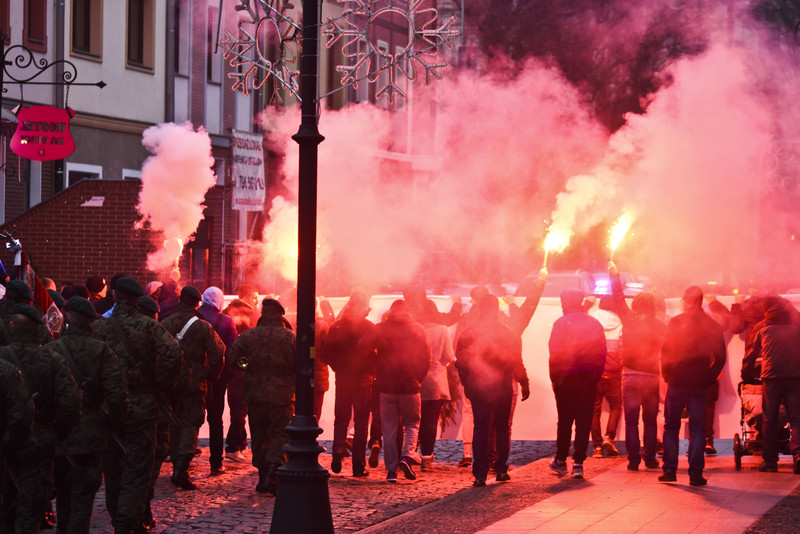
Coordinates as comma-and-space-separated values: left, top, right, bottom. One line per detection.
217, 0, 302, 103
323, 0, 461, 103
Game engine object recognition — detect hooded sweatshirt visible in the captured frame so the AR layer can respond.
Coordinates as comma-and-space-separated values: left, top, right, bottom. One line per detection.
548, 289, 607, 382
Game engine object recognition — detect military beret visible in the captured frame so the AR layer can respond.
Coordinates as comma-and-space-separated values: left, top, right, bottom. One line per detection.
261, 298, 285, 315
66, 296, 98, 319
180, 286, 202, 305
12, 303, 42, 325
6, 280, 32, 301
139, 295, 160, 315
47, 289, 66, 310
61, 284, 90, 300
86, 275, 106, 293
114, 277, 144, 297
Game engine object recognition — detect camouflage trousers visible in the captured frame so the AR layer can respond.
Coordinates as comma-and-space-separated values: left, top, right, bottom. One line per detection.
248, 401, 293, 469
169, 395, 205, 459
104, 415, 156, 531
148, 414, 171, 501
54, 453, 102, 534
2, 456, 54, 534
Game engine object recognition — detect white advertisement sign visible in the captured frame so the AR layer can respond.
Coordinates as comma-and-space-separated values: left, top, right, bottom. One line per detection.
231, 130, 265, 211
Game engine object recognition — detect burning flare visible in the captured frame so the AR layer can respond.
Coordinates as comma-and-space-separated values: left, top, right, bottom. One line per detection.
608, 210, 635, 260
543, 225, 571, 268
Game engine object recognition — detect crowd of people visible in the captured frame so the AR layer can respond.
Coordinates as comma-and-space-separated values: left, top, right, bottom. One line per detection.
1, 261, 799, 533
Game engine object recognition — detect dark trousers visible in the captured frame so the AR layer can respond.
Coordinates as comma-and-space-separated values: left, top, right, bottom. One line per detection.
3, 456, 53, 534
369, 378, 382, 448
471, 392, 512, 479
592, 375, 622, 446
54, 453, 102, 534
332, 379, 372, 473
553, 373, 598, 464
705, 380, 719, 441
622, 372, 659, 466
662, 384, 706, 476
249, 401, 293, 469
419, 399, 446, 456
207, 376, 227, 469
762, 377, 800, 465
226, 369, 248, 453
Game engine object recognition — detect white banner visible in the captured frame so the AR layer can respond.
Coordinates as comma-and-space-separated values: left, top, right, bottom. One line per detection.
231, 130, 266, 211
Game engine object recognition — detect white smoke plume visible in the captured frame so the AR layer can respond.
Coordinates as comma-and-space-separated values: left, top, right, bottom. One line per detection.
135, 122, 217, 277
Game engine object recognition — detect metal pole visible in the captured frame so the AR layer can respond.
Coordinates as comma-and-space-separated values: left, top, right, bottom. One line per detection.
269, 0, 333, 530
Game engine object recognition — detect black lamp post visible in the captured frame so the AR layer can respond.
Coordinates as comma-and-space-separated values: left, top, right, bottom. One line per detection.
269, 0, 334, 531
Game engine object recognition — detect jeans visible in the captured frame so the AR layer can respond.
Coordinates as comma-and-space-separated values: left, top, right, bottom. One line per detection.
380, 393, 421, 472
762, 377, 800, 464
225, 369, 249, 453
622, 371, 659, 466
206, 376, 227, 468
333, 379, 372, 473
592, 375, 622, 446
419, 399, 446, 456
471, 392, 513, 478
552, 373, 598, 464
662, 384, 706, 476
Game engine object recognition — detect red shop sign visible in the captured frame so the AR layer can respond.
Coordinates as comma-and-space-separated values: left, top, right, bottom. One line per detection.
10, 106, 76, 161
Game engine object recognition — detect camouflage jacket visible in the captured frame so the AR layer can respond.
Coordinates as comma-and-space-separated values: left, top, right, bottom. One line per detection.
160, 303, 225, 398
46, 321, 129, 454
0, 329, 81, 462
94, 301, 181, 420
0, 357, 33, 457
230, 315, 296, 406
0, 298, 55, 346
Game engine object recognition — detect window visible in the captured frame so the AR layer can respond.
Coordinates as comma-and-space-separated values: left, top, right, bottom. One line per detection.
127, 0, 154, 69
72, 0, 102, 58
355, 38, 369, 103
122, 168, 142, 180
174, 1, 190, 75
207, 5, 221, 83
24, 0, 47, 52
65, 162, 102, 188
0, 0, 9, 41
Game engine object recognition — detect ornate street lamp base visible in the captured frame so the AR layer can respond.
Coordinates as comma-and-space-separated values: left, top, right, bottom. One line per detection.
270, 415, 334, 534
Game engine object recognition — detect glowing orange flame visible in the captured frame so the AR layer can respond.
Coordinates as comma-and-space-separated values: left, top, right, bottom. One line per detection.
609, 210, 635, 259
543, 225, 570, 268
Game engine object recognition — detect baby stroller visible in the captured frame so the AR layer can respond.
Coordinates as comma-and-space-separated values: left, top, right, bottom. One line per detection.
733, 380, 791, 469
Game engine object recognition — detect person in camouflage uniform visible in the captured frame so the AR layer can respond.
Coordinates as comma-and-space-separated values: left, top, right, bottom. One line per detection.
0, 304, 81, 534
93, 277, 181, 534
0, 280, 55, 346
228, 298, 295, 494
0, 358, 33, 515
160, 286, 224, 490
48, 296, 128, 534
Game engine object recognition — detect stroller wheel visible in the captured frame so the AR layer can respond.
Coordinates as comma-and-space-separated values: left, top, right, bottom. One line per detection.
734, 433, 742, 470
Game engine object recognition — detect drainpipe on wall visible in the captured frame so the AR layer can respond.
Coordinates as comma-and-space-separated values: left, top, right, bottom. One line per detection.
54, 0, 65, 191
165, 0, 176, 122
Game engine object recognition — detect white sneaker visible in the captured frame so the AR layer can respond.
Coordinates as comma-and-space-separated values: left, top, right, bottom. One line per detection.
572, 463, 584, 478
549, 458, 568, 475
225, 450, 246, 462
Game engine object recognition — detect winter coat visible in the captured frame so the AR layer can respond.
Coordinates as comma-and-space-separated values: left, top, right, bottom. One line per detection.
548, 305, 607, 383
660, 307, 726, 388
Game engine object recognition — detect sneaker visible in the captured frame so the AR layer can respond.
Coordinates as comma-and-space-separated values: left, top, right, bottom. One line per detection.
644, 458, 660, 469
627, 463, 639, 471
593, 446, 604, 458
421, 455, 434, 472
572, 463, 584, 478
758, 462, 778, 473
408, 452, 422, 465
353, 468, 369, 477
704, 440, 717, 456
602, 436, 620, 457
457, 456, 472, 468
496, 472, 511, 482
549, 458, 568, 475
225, 450, 246, 462
658, 469, 677, 482
331, 450, 343, 474
473, 477, 486, 487
689, 474, 708, 487
210, 465, 226, 476
399, 457, 417, 480
369, 443, 381, 468
386, 471, 397, 484
794, 458, 800, 475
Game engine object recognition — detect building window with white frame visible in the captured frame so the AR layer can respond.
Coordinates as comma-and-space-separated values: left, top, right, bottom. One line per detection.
71, 0, 102, 58
65, 162, 102, 188
127, 0, 155, 70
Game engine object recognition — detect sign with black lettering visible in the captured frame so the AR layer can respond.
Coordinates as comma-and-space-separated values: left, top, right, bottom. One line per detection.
231, 130, 266, 211
10, 106, 76, 161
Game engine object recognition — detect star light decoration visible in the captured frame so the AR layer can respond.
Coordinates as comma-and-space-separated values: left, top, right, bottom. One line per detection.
218, 0, 461, 104
323, 0, 461, 103
217, 0, 302, 104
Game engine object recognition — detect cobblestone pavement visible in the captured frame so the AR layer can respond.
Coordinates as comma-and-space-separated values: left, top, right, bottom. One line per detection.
84, 439, 558, 533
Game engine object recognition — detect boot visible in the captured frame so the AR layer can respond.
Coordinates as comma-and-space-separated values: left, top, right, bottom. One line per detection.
142, 500, 156, 530
265, 463, 279, 494
170, 455, 197, 490
255, 463, 273, 493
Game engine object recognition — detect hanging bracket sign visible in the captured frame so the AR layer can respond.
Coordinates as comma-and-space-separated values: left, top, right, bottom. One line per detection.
10, 105, 76, 161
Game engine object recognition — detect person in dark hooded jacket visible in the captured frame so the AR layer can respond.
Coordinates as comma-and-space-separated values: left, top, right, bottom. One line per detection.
744, 295, 800, 473
547, 289, 607, 479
